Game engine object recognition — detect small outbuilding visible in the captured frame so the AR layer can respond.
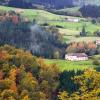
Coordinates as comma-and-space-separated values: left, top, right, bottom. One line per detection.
96, 40, 100, 45
65, 53, 88, 61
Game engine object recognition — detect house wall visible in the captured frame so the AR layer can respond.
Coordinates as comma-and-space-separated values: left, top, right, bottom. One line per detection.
65, 55, 88, 61
67, 18, 79, 22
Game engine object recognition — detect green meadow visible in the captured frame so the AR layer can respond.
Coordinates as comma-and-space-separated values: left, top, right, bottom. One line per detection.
63, 36, 100, 43
45, 59, 97, 71
0, 6, 100, 32
45, 55, 100, 71
49, 21, 100, 33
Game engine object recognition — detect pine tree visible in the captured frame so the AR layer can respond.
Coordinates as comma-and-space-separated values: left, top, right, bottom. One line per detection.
80, 25, 87, 36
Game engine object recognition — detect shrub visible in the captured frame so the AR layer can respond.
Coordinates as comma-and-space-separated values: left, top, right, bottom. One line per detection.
93, 60, 100, 65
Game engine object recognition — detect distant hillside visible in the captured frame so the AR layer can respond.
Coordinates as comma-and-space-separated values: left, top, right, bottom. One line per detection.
0, 0, 100, 9
73, 0, 100, 6
0, 0, 73, 9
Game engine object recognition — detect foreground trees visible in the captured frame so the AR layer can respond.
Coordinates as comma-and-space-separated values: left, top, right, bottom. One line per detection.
0, 45, 99, 99
58, 69, 100, 100
80, 5, 100, 18
0, 45, 59, 100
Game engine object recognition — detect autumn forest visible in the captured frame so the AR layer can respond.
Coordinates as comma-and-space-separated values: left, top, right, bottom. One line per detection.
0, 0, 100, 100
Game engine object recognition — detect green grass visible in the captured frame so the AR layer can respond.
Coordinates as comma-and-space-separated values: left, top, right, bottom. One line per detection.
22, 9, 64, 21
45, 59, 97, 71
0, 6, 14, 11
49, 21, 100, 33
59, 28, 79, 35
0, 6, 64, 21
56, 7, 80, 13
63, 36, 100, 43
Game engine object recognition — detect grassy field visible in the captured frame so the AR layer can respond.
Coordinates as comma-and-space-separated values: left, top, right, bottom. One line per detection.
57, 7, 80, 13
49, 21, 100, 33
0, 6, 100, 32
59, 28, 79, 35
0, 6, 65, 21
63, 36, 100, 43
45, 55, 100, 71
45, 59, 97, 71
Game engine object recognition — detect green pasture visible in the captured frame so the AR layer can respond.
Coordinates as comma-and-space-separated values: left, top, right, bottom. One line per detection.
63, 36, 100, 43
45, 59, 97, 71
48, 21, 100, 33
56, 7, 80, 13
0, 6, 100, 34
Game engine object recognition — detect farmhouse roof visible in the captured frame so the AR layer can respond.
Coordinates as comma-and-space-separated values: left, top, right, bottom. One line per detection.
66, 53, 88, 57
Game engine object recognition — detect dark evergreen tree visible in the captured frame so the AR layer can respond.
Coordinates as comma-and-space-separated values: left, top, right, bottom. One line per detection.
80, 25, 87, 36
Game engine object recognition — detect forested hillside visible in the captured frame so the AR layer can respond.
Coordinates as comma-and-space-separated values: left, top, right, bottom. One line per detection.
73, 0, 100, 6
1, 0, 100, 9
0, 45, 99, 99
1, 0, 73, 9
0, 10, 66, 58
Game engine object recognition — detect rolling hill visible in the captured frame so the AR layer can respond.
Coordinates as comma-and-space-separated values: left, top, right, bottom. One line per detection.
1, 0, 100, 9
0, 5, 100, 43
73, 0, 100, 6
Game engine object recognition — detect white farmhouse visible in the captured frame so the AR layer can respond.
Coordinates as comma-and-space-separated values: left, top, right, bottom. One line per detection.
14, 8, 24, 14
65, 53, 88, 61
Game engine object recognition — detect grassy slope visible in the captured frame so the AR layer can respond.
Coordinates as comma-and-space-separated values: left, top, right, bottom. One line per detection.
0, 6, 100, 32
49, 21, 100, 33
45, 59, 96, 71
0, 6, 64, 21
56, 7, 80, 13
45, 57, 100, 71
45, 55, 100, 71
63, 36, 100, 43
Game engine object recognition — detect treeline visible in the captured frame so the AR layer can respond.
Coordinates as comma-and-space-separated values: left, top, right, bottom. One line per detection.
0, 11, 66, 59
50, 5, 100, 18
80, 5, 100, 18
0, 45, 99, 100
0, 0, 32, 8
66, 42, 100, 56
0, 0, 74, 9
